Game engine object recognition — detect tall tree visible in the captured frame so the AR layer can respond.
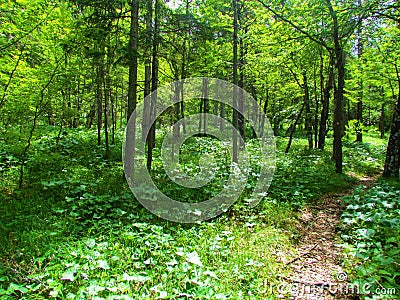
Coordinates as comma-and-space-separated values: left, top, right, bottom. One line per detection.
147, 0, 160, 170
127, 0, 139, 122
383, 72, 400, 178
356, 2, 364, 143
232, 0, 239, 163
142, 0, 152, 142
257, 0, 374, 173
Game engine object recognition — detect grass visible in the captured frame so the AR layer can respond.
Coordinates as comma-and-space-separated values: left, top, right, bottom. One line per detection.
0, 125, 393, 299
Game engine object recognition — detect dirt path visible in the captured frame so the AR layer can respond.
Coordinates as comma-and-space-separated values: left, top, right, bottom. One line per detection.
277, 176, 376, 300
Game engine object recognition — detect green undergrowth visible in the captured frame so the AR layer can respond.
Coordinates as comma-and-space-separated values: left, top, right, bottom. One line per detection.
341, 182, 400, 299
0, 126, 391, 299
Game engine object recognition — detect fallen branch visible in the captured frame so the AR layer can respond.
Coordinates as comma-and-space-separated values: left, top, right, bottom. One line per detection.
285, 243, 319, 266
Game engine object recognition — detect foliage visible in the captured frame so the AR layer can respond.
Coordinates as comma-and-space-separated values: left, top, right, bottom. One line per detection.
341, 183, 400, 298
1, 127, 389, 298
1, 0, 400, 297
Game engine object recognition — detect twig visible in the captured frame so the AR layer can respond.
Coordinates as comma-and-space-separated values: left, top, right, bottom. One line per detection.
285, 243, 319, 266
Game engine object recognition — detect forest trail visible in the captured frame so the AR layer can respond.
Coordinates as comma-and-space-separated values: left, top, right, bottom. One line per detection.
277, 175, 377, 300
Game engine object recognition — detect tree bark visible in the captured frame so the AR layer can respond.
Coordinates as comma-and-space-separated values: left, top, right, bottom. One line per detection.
313, 64, 319, 149
147, 0, 160, 170
303, 72, 313, 149
318, 56, 333, 150
383, 62, 400, 178
96, 53, 104, 146
127, 0, 139, 122
286, 103, 305, 153
356, 19, 363, 142
327, 0, 344, 173
142, 0, 152, 141
232, 0, 239, 163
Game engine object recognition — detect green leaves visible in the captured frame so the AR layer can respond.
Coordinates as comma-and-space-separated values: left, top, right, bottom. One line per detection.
341, 183, 400, 293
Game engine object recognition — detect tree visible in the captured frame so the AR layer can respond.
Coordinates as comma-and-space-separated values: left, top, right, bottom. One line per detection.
382, 22, 400, 178
127, 0, 139, 122
257, 0, 379, 173
232, 0, 239, 163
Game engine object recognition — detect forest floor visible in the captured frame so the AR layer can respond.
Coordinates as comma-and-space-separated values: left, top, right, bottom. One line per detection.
2, 129, 399, 299
277, 175, 377, 300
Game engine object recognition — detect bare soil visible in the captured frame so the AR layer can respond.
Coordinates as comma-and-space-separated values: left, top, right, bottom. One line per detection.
276, 176, 376, 300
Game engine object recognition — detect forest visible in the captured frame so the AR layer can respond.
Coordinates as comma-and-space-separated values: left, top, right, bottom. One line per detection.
1, 0, 400, 299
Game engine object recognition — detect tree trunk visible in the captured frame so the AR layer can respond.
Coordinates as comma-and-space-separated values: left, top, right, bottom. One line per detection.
379, 86, 386, 139
111, 83, 116, 144
238, 13, 245, 149
383, 64, 400, 178
313, 64, 319, 149
127, 0, 138, 123
96, 54, 104, 146
318, 55, 333, 150
356, 22, 363, 142
202, 77, 209, 134
303, 72, 313, 149
220, 102, 226, 132
327, 0, 344, 173
286, 103, 305, 153
258, 85, 269, 138
147, 0, 160, 170
142, 0, 152, 141
104, 44, 113, 159
232, 0, 239, 163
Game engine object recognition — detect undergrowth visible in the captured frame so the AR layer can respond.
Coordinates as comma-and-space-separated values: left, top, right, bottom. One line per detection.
341, 182, 400, 299
0, 126, 393, 299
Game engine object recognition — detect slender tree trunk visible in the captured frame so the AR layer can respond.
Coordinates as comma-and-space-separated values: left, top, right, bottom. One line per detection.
127, 0, 139, 122
273, 99, 279, 136
356, 21, 363, 142
214, 80, 219, 129
213, 101, 219, 128
173, 78, 181, 156
232, 0, 239, 163
379, 86, 386, 139
0, 46, 24, 110
111, 83, 116, 144
73, 76, 81, 128
318, 56, 333, 150
286, 103, 305, 153
258, 85, 269, 138
104, 45, 113, 159
179, 0, 191, 136
379, 102, 385, 139
147, 0, 160, 170
104, 76, 110, 159
19, 61, 59, 187
303, 72, 313, 149
86, 104, 95, 129
202, 77, 209, 134
96, 54, 104, 146
313, 65, 319, 148
250, 84, 257, 136
143, 0, 152, 141
220, 102, 226, 132
174, 85, 181, 138
238, 13, 245, 149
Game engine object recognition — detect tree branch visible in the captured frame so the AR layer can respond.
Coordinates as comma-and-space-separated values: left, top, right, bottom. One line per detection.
0, 46, 24, 109
0, 4, 57, 52
257, 0, 332, 51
